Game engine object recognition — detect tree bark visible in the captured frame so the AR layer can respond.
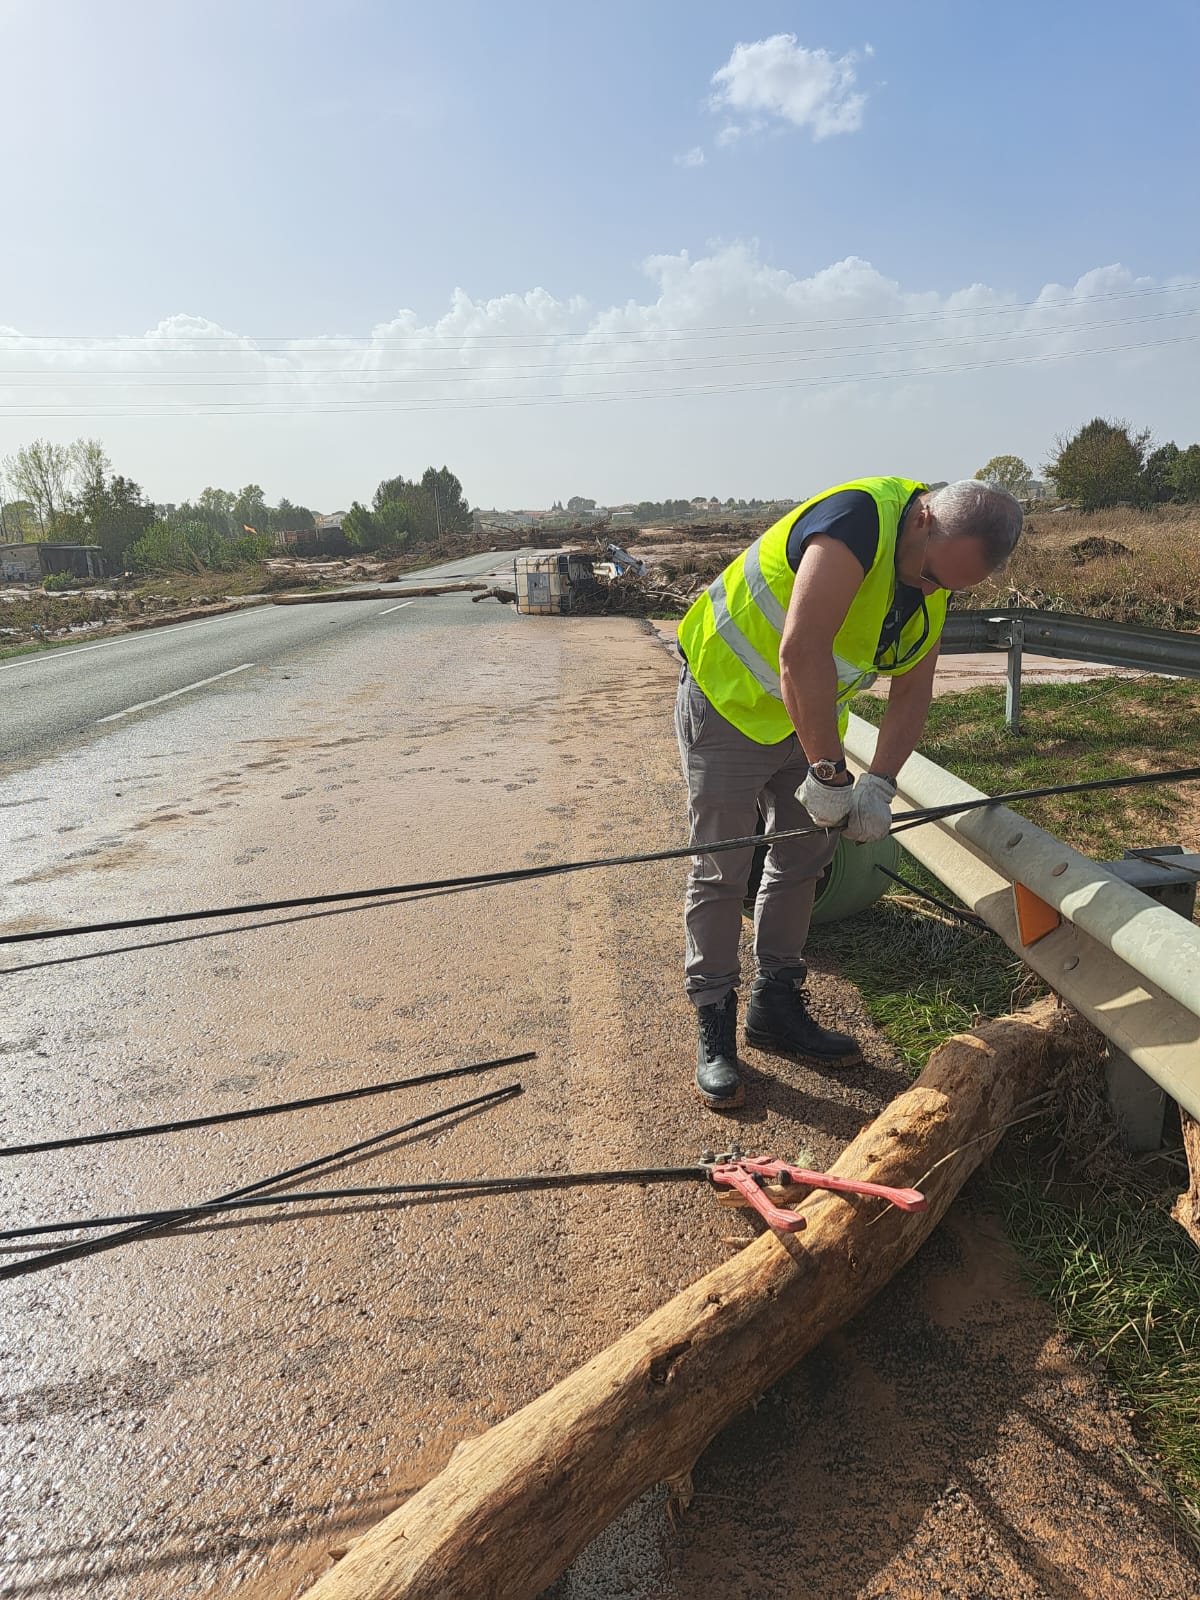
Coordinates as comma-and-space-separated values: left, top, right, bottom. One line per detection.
303, 999, 1086, 1600
1172, 1110, 1200, 1250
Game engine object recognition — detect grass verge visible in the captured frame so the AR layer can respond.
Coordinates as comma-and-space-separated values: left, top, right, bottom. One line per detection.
809, 675, 1200, 1542
995, 1167, 1200, 1548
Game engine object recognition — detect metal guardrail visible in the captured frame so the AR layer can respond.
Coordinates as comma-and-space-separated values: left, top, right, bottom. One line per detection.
940, 608, 1200, 729
942, 607, 1200, 676
845, 712, 1200, 1144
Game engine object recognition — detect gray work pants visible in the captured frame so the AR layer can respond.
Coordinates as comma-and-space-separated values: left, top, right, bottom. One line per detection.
675, 662, 839, 1008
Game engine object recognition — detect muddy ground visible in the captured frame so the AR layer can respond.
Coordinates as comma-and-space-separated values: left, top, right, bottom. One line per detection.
0, 605, 1195, 1599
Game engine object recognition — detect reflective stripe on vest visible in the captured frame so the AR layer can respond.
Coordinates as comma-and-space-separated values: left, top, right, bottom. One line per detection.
744, 537, 787, 632
709, 569, 783, 699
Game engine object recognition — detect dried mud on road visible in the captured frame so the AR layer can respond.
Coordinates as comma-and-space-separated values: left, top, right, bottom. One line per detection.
0, 608, 1195, 1599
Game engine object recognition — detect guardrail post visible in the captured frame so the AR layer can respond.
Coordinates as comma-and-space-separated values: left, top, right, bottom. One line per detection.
1104, 847, 1198, 1152
1004, 617, 1023, 732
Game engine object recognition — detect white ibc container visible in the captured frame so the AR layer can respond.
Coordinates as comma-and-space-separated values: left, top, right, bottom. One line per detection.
513, 553, 595, 615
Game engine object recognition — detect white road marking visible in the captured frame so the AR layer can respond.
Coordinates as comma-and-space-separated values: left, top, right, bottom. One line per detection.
96, 663, 256, 723
378, 601, 415, 615
0, 609, 260, 673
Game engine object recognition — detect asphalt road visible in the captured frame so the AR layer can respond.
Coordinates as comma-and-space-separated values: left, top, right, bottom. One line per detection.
1, 591, 1195, 1600
0, 550, 535, 775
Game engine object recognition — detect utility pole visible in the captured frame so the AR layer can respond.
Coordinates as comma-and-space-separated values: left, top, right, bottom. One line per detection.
433, 483, 442, 540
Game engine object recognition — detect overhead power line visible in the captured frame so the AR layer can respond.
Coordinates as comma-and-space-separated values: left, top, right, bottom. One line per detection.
0, 330, 1194, 420
0, 307, 1194, 389
0, 279, 1197, 354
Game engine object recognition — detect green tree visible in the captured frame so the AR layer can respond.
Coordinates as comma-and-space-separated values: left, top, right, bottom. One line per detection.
267, 498, 316, 533
974, 454, 1032, 496
383, 490, 434, 543
348, 465, 471, 549
373, 476, 431, 539
1169, 444, 1200, 502
0, 498, 41, 541
195, 487, 236, 537
1143, 442, 1181, 502
74, 474, 156, 569
566, 495, 596, 513
70, 438, 111, 502
343, 501, 383, 550
233, 483, 268, 535
1045, 418, 1152, 510
3, 438, 74, 533
420, 466, 471, 534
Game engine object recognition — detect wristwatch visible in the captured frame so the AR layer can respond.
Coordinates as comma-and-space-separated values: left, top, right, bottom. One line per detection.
809, 757, 848, 784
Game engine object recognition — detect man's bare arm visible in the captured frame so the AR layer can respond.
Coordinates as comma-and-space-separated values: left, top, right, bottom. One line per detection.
871, 643, 940, 779
778, 534, 863, 763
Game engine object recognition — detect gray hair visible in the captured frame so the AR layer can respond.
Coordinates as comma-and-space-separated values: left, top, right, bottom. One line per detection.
926, 480, 1023, 570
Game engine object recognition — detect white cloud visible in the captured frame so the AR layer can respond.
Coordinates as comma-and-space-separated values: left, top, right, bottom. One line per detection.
673, 146, 706, 168
710, 33, 867, 142
0, 250, 1195, 507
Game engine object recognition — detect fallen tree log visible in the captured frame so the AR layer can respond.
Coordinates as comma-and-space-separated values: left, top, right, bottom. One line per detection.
304, 998, 1090, 1600
1172, 1110, 1200, 1249
272, 583, 485, 605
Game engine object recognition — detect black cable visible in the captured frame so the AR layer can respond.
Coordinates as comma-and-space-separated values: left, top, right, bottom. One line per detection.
0, 883, 477, 977
874, 864, 990, 929
11, 279, 1198, 349
0, 824, 813, 947
0, 1166, 706, 1241
0, 1082, 522, 1282
0, 1051, 534, 1158
3, 766, 1197, 953
886, 766, 1200, 835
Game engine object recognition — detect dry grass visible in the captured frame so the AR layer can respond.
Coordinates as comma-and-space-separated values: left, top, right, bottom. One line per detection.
631, 506, 1200, 630
972, 505, 1200, 627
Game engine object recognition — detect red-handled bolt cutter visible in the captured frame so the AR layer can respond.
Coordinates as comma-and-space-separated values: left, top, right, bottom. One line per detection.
704, 1151, 927, 1233
2, 1147, 929, 1252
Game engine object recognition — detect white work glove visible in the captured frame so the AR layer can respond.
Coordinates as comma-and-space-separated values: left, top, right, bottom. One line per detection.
796, 771, 854, 828
845, 773, 897, 843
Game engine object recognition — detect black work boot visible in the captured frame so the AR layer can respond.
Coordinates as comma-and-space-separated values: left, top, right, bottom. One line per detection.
744, 967, 862, 1068
694, 992, 743, 1109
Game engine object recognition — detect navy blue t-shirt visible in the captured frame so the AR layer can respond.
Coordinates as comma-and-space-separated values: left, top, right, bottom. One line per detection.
785, 488, 926, 662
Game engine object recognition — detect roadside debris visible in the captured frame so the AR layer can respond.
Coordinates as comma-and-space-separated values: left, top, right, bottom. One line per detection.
569, 566, 711, 616
493, 542, 735, 617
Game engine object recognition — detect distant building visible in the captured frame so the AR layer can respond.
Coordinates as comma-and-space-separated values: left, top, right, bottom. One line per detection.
0, 543, 42, 582
0, 543, 105, 582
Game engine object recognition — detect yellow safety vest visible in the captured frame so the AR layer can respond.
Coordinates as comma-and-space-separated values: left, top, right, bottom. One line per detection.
677, 477, 945, 744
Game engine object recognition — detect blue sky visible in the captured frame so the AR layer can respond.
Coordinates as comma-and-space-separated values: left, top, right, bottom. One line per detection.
1, 0, 1198, 508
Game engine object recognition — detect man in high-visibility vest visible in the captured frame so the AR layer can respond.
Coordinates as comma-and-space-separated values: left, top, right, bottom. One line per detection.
676, 477, 1023, 1108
